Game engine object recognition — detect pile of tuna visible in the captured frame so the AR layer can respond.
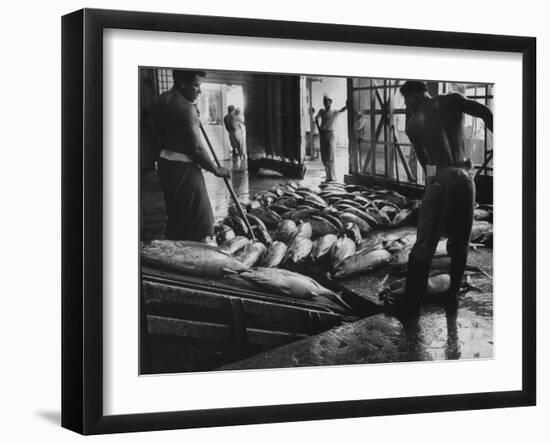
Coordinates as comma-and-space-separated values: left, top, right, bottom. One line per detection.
141, 181, 493, 313
215, 180, 493, 280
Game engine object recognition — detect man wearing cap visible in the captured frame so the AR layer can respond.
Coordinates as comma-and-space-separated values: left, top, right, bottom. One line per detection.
388, 80, 493, 316
152, 69, 230, 242
314, 93, 347, 182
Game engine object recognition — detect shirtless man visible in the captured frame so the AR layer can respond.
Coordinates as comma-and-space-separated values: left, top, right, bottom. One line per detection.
315, 94, 347, 182
152, 70, 230, 242
390, 81, 493, 315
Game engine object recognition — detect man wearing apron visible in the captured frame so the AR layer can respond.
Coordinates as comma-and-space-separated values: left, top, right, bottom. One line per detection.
390, 81, 493, 316
152, 70, 230, 241
315, 93, 347, 182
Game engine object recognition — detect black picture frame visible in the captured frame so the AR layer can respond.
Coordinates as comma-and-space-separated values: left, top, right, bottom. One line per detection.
62, 8, 536, 435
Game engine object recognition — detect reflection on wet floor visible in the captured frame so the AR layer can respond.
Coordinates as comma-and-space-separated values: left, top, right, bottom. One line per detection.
205, 146, 349, 221
142, 146, 349, 240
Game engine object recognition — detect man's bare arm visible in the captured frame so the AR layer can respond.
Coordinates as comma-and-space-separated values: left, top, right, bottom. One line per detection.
314, 110, 322, 132
185, 111, 229, 177
408, 134, 428, 171
454, 93, 493, 132
339, 99, 350, 113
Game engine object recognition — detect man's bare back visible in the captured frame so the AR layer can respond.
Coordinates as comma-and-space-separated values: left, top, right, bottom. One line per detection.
405, 92, 493, 169
386, 81, 493, 317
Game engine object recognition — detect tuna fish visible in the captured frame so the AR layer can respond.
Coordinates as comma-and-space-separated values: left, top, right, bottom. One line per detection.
342, 223, 362, 245
322, 206, 341, 218
381, 273, 452, 304
221, 236, 251, 254
311, 234, 338, 262
333, 248, 392, 279
330, 235, 357, 269
341, 207, 374, 226
141, 241, 249, 277
283, 208, 319, 222
235, 241, 267, 267
318, 212, 344, 230
294, 221, 313, 240
251, 225, 273, 245
470, 221, 493, 246
277, 197, 299, 208
393, 208, 416, 226
388, 246, 412, 266
276, 219, 298, 243
474, 208, 492, 221
214, 224, 235, 246
306, 215, 339, 238
389, 256, 491, 278
246, 199, 263, 211
270, 203, 293, 215
252, 190, 279, 201
380, 205, 399, 220
222, 215, 248, 236
249, 207, 282, 228
365, 207, 391, 226
260, 241, 288, 267
238, 267, 348, 312
285, 237, 314, 264
339, 212, 372, 234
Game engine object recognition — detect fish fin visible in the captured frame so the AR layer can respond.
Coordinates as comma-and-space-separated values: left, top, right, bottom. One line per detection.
469, 242, 485, 250
222, 268, 239, 274
332, 293, 353, 311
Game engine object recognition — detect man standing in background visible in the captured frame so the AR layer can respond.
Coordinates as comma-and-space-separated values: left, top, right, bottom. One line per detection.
315, 93, 347, 182
152, 69, 230, 242
224, 105, 246, 159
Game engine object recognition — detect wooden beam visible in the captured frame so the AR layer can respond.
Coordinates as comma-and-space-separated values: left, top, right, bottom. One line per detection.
147, 315, 309, 347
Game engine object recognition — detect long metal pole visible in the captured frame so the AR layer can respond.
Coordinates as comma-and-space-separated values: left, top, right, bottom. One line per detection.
197, 118, 256, 240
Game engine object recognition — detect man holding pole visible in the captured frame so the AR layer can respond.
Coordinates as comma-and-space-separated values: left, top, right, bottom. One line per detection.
388, 80, 493, 316
152, 69, 230, 242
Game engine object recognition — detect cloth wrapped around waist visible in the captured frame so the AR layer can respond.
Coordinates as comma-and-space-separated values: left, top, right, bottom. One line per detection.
425, 160, 472, 177
159, 149, 194, 163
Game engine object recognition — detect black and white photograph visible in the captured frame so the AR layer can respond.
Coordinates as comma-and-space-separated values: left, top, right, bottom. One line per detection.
139, 67, 494, 375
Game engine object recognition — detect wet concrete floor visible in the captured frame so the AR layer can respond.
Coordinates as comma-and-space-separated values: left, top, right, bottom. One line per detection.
222, 248, 493, 369
141, 146, 493, 367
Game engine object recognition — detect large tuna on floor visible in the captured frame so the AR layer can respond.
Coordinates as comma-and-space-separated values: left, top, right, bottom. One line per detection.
311, 234, 338, 262
333, 248, 392, 279
285, 237, 314, 264
330, 235, 356, 269
220, 236, 251, 254
305, 215, 339, 237
235, 241, 267, 267
238, 267, 348, 313
260, 241, 288, 268
276, 219, 298, 243
141, 240, 249, 277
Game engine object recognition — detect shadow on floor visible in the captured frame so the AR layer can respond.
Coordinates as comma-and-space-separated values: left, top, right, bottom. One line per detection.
36, 410, 61, 426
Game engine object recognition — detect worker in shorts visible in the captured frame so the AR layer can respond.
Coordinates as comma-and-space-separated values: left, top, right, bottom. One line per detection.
315, 93, 347, 182
388, 80, 493, 316
152, 69, 230, 242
